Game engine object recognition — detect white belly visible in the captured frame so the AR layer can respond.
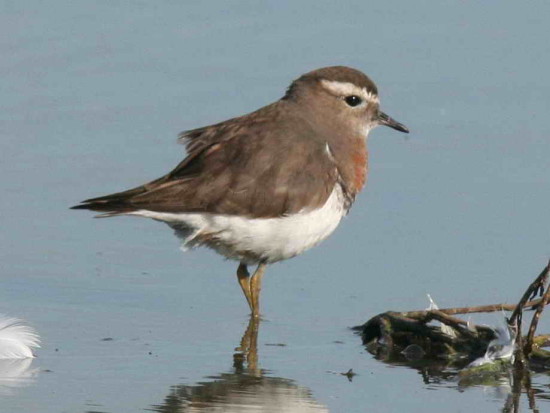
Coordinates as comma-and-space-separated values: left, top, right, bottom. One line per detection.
131, 184, 348, 264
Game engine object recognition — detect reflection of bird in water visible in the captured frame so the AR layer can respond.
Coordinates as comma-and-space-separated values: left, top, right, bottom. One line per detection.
0, 315, 40, 395
149, 317, 328, 413
72, 66, 408, 318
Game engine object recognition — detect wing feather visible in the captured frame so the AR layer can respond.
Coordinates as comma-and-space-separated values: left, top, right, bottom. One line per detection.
72, 102, 339, 218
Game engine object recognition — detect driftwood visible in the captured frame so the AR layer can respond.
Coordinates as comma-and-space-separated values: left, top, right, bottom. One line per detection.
354, 260, 550, 367
353, 260, 550, 411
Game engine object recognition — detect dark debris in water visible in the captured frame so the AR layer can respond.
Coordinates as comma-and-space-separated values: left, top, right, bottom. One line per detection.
354, 259, 550, 410
341, 368, 356, 381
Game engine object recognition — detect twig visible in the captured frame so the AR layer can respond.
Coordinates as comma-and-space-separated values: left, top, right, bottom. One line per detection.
508, 259, 550, 365
402, 309, 496, 340
524, 262, 550, 356
425, 310, 496, 337
402, 298, 547, 319
357, 259, 550, 366
509, 260, 550, 326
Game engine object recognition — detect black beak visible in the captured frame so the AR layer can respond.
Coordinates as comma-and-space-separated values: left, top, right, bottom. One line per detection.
377, 111, 409, 133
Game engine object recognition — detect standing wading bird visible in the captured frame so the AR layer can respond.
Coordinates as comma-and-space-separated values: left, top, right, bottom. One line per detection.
72, 66, 409, 318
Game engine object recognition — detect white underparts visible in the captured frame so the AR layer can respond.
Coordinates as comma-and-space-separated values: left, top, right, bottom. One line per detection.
130, 184, 348, 264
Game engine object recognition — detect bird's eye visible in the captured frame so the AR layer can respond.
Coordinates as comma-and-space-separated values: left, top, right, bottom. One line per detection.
344, 95, 363, 107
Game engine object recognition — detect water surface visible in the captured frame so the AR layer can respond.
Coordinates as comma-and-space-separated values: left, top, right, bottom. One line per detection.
1, 1, 550, 412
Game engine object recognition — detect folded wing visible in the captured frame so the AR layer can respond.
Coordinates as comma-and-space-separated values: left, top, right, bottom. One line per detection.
72, 104, 338, 219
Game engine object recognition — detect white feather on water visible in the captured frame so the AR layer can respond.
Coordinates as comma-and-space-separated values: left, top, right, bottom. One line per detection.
426, 294, 457, 338
468, 319, 516, 367
0, 315, 40, 359
425, 296, 516, 367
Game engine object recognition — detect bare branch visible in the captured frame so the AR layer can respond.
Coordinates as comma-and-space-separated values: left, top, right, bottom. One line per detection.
524, 262, 550, 356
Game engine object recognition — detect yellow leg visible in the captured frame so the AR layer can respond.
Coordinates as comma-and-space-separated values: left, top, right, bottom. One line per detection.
237, 262, 253, 312
250, 262, 267, 318
236, 261, 268, 318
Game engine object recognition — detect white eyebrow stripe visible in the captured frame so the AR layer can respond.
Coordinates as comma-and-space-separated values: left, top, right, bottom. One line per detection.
320, 79, 379, 104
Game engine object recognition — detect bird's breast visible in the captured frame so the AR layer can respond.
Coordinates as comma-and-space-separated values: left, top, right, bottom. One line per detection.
351, 148, 368, 192
335, 138, 368, 197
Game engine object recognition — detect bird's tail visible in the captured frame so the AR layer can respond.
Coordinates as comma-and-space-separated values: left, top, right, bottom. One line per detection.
70, 185, 148, 217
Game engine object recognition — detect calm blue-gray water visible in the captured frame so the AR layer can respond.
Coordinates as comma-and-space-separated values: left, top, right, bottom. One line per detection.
1, 1, 550, 412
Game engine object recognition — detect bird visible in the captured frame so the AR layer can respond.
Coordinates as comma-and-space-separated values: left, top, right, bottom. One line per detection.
72, 66, 409, 318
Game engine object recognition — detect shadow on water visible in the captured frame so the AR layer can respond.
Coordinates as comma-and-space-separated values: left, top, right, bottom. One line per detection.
148, 317, 328, 413
366, 344, 550, 412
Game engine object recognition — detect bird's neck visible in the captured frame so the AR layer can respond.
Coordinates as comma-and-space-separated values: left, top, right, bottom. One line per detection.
351, 142, 368, 193
329, 137, 368, 199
